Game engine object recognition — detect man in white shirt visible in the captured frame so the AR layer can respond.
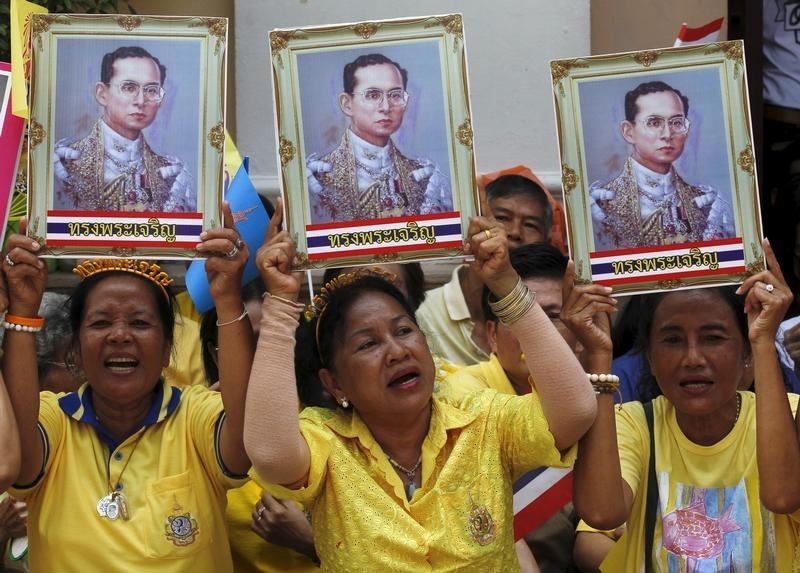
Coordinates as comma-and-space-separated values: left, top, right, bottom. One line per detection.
54, 46, 194, 213
589, 80, 734, 250
306, 53, 451, 224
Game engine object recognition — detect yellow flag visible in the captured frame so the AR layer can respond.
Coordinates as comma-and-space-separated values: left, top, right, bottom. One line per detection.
224, 131, 242, 176
10, 0, 48, 119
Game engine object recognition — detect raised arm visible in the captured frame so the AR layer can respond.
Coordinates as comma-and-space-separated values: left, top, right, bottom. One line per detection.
0, 271, 20, 491
243, 200, 311, 485
739, 239, 800, 513
465, 218, 596, 450
1, 226, 47, 486
196, 202, 254, 476
561, 264, 632, 529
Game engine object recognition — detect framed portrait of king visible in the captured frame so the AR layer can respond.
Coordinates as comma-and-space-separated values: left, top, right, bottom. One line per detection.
552, 41, 763, 295
271, 14, 478, 268
27, 14, 227, 259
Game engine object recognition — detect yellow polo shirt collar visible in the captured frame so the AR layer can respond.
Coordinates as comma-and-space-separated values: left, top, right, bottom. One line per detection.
58, 381, 181, 449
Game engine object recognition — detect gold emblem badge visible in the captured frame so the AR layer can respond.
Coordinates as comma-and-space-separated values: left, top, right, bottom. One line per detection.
164, 501, 199, 547
467, 492, 496, 546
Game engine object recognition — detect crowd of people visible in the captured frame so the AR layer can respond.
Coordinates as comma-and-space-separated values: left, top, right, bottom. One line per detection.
2, 7, 800, 569
1, 163, 800, 572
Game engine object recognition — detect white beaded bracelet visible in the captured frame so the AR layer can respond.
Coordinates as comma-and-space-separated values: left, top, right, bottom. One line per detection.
586, 373, 620, 384
2, 321, 42, 333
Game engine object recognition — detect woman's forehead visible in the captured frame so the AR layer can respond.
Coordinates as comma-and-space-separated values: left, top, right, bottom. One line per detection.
653, 290, 737, 328
84, 274, 160, 310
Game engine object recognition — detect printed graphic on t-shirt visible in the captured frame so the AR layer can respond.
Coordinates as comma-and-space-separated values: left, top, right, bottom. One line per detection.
775, 1, 800, 46
654, 477, 776, 572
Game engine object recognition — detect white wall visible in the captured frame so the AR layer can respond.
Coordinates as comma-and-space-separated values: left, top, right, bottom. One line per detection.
234, 0, 590, 196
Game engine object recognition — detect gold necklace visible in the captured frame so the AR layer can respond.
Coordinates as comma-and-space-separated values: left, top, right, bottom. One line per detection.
93, 429, 147, 521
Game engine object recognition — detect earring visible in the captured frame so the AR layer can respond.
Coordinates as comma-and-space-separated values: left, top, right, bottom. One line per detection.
340, 397, 349, 408
744, 359, 751, 369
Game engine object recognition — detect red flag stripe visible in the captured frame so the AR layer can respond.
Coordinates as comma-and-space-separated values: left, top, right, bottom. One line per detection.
677, 17, 724, 42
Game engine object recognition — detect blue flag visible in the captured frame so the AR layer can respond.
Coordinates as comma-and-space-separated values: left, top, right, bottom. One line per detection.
186, 161, 269, 313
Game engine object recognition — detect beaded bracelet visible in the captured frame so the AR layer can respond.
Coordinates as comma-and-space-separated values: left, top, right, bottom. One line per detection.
587, 373, 620, 385
587, 373, 622, 405
215, 303, 248, 327
488, 278, 537, 326
3, 313, 45, 333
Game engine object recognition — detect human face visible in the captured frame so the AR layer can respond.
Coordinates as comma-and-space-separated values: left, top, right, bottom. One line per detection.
647, 290, 747, 422
490, 194, 548, 249
77, 275, 171, 406
621, 90, 688, 174
488, 277, 578, 393
96, 57, 162, 141
340, 63, 406, 147
319, 291, 435, 422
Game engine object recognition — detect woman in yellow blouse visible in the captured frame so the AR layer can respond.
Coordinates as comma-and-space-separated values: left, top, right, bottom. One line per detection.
243, 212, 596, 571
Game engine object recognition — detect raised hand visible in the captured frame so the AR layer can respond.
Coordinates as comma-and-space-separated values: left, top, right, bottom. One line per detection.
463, 216, 517, 299
197, 201, 248, 307
560, 261, 617, 360
3, 219, 47, 317
736, 238, 793, 346
255, 197, 303, 301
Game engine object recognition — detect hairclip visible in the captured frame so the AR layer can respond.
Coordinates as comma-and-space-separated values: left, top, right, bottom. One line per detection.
305, 267, 398, 364
73, 259, 173, 300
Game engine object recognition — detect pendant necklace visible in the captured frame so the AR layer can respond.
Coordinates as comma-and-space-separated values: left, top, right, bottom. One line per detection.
387, 455, 422, 500
94, 429, 147, 521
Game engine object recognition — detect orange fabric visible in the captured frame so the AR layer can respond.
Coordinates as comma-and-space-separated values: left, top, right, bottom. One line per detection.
477, 165, 568, 255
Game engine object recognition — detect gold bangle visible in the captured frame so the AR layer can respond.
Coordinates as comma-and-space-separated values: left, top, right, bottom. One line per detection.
488, 278, 537, 326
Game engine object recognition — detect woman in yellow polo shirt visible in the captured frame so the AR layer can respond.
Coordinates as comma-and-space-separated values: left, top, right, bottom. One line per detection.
1, 206, 254, 573
243, 213, 597, 571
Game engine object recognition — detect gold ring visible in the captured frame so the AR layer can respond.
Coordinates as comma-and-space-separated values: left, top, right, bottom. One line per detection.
484, 229, 493, 240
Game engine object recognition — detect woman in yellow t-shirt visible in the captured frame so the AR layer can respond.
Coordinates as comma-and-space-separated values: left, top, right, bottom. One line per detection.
244, 211, 597, 571
572, 240, 800, 571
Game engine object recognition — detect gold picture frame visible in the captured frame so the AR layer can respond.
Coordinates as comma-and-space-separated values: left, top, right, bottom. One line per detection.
551, 41, 762, 294
270, 14, 478, 269
27, 14, 227, 259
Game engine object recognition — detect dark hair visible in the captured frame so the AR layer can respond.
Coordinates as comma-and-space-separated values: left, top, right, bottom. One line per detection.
481, 243, 567, 323
295, 275, 417, 408
343, 53, 408, 94
486, 174, 553, 237
200, 278, 266, 385
36, 292, 72, 385
68, 272, 176, 369
322, 263, 426, 311
634, 286, 747, 401
101, 46, 167, 86
611, 296, 649, 358
624, 81, 689, 122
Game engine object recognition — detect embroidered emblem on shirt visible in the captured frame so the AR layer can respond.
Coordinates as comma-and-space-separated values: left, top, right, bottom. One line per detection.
467, 492, 496, 546
164, 501, 199, 547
